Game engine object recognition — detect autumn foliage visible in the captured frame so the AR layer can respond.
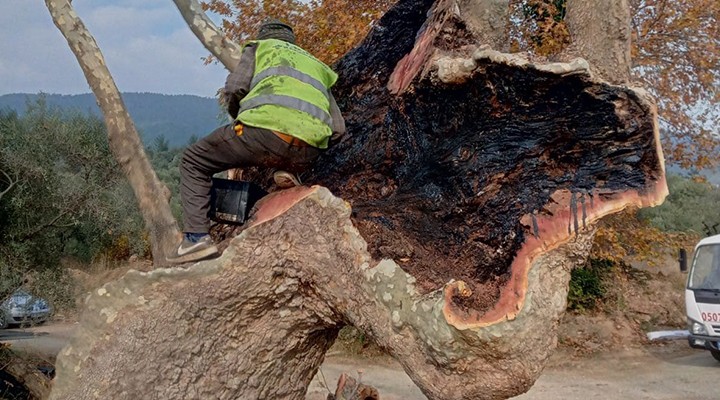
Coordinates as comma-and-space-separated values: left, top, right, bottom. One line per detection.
201, 0, 394, 65
508, 0, 571, 56
592, 211, 699, 267
630, 0, 719, 169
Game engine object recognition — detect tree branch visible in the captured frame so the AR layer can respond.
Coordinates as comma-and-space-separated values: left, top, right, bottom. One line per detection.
45, 0, 181, 264
171, 0, 242, 71
14, 210, 71, 242
0, 345, 51, 399
0, 169, 18, 202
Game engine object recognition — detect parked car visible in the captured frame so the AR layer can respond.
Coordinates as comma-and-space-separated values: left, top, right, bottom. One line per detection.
0, 289, 52, 329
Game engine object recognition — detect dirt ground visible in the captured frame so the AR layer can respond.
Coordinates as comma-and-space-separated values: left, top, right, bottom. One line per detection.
305, 342, 719, 400
2, 323, 718, 400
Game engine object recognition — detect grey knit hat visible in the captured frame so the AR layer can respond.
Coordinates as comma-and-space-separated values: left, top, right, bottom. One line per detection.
257, 18, 296, 44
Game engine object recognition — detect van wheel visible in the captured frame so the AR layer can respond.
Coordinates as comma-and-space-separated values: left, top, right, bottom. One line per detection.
0, 313, 8, 329
710, 349, 720, 362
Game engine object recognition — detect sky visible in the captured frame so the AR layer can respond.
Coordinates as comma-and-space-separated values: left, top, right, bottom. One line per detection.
0, 0, 228, 97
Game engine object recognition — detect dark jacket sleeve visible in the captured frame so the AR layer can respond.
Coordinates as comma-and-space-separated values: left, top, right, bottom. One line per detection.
328, 91, 346, 140
223, 45, 256, 120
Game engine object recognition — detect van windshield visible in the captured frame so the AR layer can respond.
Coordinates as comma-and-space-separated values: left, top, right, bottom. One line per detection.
689, 244, 720, 290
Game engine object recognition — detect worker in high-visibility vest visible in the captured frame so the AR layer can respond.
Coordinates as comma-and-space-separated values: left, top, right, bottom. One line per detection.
168, 18, 345, 264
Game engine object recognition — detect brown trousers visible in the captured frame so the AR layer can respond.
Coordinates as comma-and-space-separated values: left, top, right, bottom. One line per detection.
180, 124, 321, 233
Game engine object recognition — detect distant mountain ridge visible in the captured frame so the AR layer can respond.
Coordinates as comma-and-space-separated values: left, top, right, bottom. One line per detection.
0, 92, 225, 146
3, 92, 719, 186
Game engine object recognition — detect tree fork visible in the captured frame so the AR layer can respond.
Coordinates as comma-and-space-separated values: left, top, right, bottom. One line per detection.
51, 0, 666, 399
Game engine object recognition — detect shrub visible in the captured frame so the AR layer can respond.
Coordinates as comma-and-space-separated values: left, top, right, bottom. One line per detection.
567, 258, 612, 311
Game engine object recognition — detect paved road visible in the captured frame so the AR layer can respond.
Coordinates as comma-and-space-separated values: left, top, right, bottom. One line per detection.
513, 346, 719, 400
0, 322, 77, 363
3, 324, 718, 399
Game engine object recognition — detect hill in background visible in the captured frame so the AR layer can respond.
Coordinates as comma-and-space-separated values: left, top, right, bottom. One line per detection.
0, 92, 225, 147
2, 92, 718, 185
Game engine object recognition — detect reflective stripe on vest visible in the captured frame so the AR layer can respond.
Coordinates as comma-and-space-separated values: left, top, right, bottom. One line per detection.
249, 66, 330, 100
240, 94, 332, 126
237, 39, 338, 148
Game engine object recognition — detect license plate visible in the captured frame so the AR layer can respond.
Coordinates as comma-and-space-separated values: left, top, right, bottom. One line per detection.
701, 312, 720, 322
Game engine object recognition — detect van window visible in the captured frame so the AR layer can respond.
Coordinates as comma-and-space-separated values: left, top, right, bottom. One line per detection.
690, 244, 720, 290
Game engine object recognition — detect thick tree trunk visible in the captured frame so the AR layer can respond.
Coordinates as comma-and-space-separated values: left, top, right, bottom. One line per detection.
564, 0, 633, 84
52, 187, 601, 400
455, 0, 511, 52
51, 0, 666, 399
45, 0, 181, 266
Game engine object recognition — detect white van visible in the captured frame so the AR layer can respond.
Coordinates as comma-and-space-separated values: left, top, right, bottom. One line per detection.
682, 234, 720, 361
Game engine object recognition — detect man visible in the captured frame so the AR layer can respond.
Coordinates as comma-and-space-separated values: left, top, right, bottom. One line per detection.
167, 18, 345, 264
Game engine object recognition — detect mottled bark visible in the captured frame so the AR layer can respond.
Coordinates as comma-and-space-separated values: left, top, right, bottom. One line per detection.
564, 0, 633, 83
456, 0, 511, 52
44, 0, 180, 266
52, 187, 599, 400
50, 0, 666, 399
172, 0, 242, 70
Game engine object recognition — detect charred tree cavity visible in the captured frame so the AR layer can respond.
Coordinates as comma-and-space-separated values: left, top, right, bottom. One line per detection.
306, 0, 666, 327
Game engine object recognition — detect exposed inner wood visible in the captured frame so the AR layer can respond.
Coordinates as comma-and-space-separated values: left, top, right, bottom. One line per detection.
218, 0, 665, 324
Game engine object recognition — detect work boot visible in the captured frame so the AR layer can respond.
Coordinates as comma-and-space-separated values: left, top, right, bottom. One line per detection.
273, 170, 302, 189
166, 233, 219, 264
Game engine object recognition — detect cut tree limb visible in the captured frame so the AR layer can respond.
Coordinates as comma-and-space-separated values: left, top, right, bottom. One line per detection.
52, 186, 597, 400
302, 0, 666, 326
50, 0, 666, 399
0, 345, 51, 400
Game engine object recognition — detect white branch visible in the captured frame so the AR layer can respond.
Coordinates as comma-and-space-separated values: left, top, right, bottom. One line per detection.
0, 169, 18, 202
171, 0, 242, 71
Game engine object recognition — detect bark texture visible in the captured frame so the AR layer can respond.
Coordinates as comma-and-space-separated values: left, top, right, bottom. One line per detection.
45, 0, 181, 265
172, 0, 242, 70
564, 0, 633, 84
456, 0, 511, 52
52, 187, 598, 400
51, 0, 666, 399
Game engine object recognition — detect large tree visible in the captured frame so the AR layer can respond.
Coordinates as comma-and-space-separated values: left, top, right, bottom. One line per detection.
202, 0, 718, 293
45, 0, 666, 399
